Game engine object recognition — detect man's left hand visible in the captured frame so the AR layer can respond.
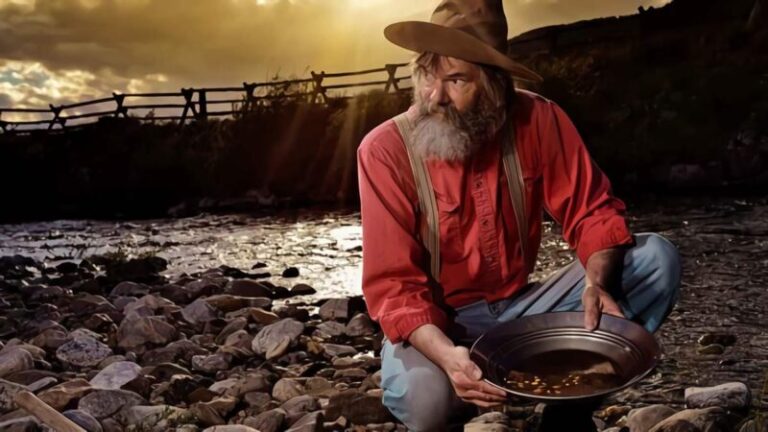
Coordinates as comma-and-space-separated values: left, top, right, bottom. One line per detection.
581, 284, 625, 331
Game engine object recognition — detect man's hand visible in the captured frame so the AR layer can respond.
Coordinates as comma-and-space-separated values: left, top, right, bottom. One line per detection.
583, 247, 627, 330
582, 284, 625, 330
441, 346, 507, 407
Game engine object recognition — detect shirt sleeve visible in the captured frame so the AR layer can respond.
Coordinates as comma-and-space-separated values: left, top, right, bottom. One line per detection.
357, 129, 449, 344
538, 100, 635, 265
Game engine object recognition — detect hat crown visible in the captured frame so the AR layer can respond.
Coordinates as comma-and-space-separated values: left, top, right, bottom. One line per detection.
430, 0, 508, 52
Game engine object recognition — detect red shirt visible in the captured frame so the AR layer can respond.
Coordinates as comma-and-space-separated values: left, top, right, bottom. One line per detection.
357, 90, 634, 344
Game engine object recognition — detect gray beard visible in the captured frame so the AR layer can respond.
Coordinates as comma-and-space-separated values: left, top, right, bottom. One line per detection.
411, 99, 503, 162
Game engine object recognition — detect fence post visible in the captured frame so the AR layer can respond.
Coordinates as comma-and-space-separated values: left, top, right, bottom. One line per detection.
179, 88, 197, 126
48, 105, 64, 130
384, 64, 401, 93
112, 93, 127, 117
197, 90, 208, 121
310, 71, 327, 104
243, 82, 257, 113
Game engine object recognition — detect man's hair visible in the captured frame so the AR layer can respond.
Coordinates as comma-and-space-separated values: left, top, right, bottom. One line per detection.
410, 51, 517, 122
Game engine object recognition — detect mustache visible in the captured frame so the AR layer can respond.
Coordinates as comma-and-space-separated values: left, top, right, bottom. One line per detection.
416, 101, 467, 130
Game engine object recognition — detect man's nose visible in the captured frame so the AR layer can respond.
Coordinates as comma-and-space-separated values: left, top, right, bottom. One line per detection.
429, 81, 450, 106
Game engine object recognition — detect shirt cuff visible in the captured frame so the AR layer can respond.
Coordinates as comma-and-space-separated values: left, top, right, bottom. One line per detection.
576, 220, 635, 266
380, 306, 449, 344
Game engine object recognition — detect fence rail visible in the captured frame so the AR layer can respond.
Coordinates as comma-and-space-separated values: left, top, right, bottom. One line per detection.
0, 62, 413, 134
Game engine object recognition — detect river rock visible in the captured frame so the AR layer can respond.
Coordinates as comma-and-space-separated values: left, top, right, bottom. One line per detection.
0, 348, 34, 378
227, 280, 273, 298
63, 409, 103, 432
627, 404, 678, 432
90, 361, 142, 390
192, 353, 233, 374
203, 427, 260, 432
285, 411, 323, 432
115, 404, 190, 430
685, 382, 750, 409
244, 408, 286, 432
290, 284, 316, 296
56, 336, 113, 367
78, 389, 146, 419
322, 343, 357, 358
325, 389, 392, 424
0, 379, 27, 412
273, 378, 305, 403
345, 313, 375, 337
38, 378, 93, 410
252, 318, 305, 359
117, 315, 177, 351
318, 299, 349, 321
649, 407, 731, 432
110, 281, 149, 298
204, 295, 271, 313
182, 299, 219, 325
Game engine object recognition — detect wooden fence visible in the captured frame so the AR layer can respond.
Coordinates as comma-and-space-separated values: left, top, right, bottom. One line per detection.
0, 62, 413, 134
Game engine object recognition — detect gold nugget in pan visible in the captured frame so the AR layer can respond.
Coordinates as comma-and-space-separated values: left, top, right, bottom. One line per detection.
503, 350, 624, 397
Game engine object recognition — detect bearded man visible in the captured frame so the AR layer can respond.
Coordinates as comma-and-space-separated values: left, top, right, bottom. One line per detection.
356, 1, 682, 430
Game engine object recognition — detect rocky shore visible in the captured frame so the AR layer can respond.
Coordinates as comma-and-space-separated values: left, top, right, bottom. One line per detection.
0, 196, 766, 431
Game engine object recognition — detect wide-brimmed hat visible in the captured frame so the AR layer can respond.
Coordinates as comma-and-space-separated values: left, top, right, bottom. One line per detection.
384, 0, 542, 82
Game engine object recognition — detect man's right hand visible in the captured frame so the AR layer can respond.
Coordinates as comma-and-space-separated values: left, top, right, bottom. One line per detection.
440, 345, 507, 407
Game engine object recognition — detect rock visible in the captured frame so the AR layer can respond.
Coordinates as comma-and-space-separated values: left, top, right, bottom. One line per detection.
685, 382, 750, 410
464, 424, 513, 432
249, 308, 280, 325
110, 281, 148, 298
202, 426, 261, 432
243, 391, 272, 412
38, 378, 93, 410
333, 368, 368, 380
220, 372, 273, 397
305, 377, 336, 397
285, 411, 323, 432
649, 407, 731, 432
30, 328, 70, 349
182, 299, 219, 325
0, 348, 34, 378
739, 419, 768, 432
78, 389, 146, 419
627, 404, 678, 432
0, 416, 40, 432
227, 280, 273, 298
273, 378, 305, 403
56, 336, 113, 368
697, 334, 736, 347
345, 313, 375, 337
290, 284, 316, 296
314, 321, 345, 338
251, 319, 305, 360
192, 353, 233, 374
697, 344, 726, 355
90, 361, 142, 390
281, 394, 319, 424
0, 378, 27, 412
204, 295, 271, 313
63, 409, 103, 432
215, 317, 248, 345
27, 376, 58, 392
115, 404, 191, 430
318, 299, 349, 321
322, 343, 357, 358
325, 390, 392, 425
117, 315, 177, 352
282, 267, 300, 278
142, 340, 208, 365
244, 408, 285, 432
123, 294, 177, 318
191, 397, 237, 427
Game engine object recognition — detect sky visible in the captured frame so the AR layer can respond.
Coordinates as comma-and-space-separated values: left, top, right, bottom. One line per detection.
0, 0, 671, 120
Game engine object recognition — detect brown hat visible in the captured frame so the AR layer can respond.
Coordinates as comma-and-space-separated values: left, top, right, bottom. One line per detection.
384, 0, 542, 82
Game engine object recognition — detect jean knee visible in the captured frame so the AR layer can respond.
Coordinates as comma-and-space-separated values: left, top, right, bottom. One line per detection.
636, 233, 682, 298
382, 366, 454, 431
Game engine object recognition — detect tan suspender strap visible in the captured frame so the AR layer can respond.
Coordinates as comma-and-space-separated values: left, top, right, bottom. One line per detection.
501, 124, 531, 266
393, 113, 442, 281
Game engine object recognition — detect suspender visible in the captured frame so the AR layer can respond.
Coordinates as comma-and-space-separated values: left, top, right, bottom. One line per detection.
393, 112, 530, 282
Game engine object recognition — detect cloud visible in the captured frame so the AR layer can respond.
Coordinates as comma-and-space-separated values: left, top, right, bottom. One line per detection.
0, 0, 670, 111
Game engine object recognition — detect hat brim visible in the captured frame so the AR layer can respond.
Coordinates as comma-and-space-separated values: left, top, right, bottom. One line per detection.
384, 21, 542, 83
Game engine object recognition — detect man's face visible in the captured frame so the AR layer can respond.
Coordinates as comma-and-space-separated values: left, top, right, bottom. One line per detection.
417, 56, 482, 115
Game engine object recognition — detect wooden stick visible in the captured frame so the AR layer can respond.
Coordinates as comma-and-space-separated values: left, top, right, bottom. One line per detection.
13, 390, 87, 432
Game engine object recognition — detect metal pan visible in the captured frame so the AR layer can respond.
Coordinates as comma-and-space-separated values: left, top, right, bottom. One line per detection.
469, 311, 661, 403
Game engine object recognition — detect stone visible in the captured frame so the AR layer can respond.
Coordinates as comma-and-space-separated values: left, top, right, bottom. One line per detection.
243, 391, 272, 412
290, 284, 316, 296
333, 368, 368, 380
227, 280, 273, 298
244, 408, 285, 432
314, 321, 345, 338
63, 409, 103, 432
115, 404, 191, 430
285, 411, 323, 432
110, 281, 149, 298
142, 340, 208, 365
627, 405, 678, 432
318, 299, 349, 321
118, 315, 177, 352
251, 319, 305, 360
182, 299, 219, 325
697, 344, 726, 355
27, 376, 58, 392
78, 389, 146, 419
202, 427, 261, 432
649, 407, 731, 432
464, 424, 513, 432
56, 336, 112, 368
345, 313, 375, 337
282, 267, 300, 278
222, 330, 253, 351
30, 328, 70, 350
38, 378, 93, 410
305, 377, 335, 397
0, 379, 27, 412
191, 396, 237, 427
685, 382, 751, 410
215, 317, 248, 344
273, 378, 305, 403
249, 308, 280, 325
90, 361, 142, 390
221, 372, 273, 397
697, 334, 736, 347
123, 294, 177, 318
0, 348, 34, 378
322, 343, 357, 358
0, 417, 40, 431
191, 353, 233, 374
204, 295, 271, 313
325, 390, 392, 424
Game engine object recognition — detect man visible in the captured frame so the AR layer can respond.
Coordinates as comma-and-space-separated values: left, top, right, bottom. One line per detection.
357, 1, 681, 430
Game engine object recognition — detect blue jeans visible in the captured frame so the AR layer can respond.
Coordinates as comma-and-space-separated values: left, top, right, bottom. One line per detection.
380, 233, 681, 431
